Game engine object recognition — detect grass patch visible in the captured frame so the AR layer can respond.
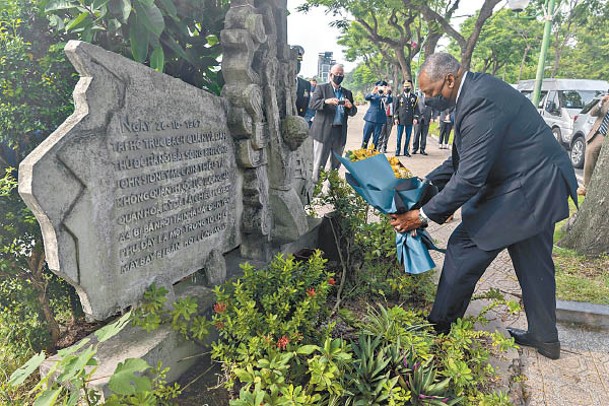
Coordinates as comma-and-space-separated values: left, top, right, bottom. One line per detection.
553, 195, 609, 305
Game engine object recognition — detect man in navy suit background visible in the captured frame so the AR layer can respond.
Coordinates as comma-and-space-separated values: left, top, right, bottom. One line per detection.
390, 53, 577, 360
361, 80, 389, 149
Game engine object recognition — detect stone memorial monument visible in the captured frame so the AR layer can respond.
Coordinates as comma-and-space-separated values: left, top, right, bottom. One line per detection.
18, 0, 316, 390
19, 0, 314, 323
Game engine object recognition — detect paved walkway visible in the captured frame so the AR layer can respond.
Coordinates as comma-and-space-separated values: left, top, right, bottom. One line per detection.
342, 108, 609, 405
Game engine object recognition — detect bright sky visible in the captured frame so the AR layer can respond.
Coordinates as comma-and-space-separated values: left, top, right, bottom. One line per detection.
287, 0, 497, 78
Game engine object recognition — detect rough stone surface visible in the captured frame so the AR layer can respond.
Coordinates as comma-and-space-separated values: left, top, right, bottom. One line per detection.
19, 41, 241, 320
221, 0, 314, 259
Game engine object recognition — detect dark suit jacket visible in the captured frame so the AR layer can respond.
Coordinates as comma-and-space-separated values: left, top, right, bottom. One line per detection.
424, 72, 578, 251
309, 83, 357, 144
417, 96, 432, 123
363, 93, 389, 124
394, 91, 420, 125
296, 77, 311, 117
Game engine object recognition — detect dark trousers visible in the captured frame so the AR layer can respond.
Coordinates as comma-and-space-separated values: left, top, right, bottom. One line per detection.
377, 116, 393, 152
439, 122, 452, 144
362, 121, 384, 149
412, 120, 429, 152
428, 223, 558, 342
395, 124, 413, 154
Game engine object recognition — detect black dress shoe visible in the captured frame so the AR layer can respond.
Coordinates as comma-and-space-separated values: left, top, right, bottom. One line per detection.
412, 150, 418, 154
507, 328, 560, 360
404, 152, 411, 157
421, 151, 428, 156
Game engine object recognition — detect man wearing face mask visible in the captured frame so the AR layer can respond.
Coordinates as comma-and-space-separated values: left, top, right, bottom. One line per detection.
393, 79, 419, 156
389, 53, 577, 360
309, 64, 357, 182
361, 80, 389, 149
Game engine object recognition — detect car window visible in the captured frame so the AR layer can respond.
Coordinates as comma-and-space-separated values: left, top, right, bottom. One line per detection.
545, 91, 560, 115
520, 90, 548, 108
538, 91, 548, 108
559, 90, 600, 109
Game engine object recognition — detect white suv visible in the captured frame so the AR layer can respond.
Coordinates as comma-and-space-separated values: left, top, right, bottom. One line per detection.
568, 96, 605, 168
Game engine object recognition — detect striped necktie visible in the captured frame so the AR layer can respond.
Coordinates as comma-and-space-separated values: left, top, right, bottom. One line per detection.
599, 110, 609, 136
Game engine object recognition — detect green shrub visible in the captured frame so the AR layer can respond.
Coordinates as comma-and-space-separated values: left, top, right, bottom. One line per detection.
6, 312, 181, 405
310, 171, 436, 310
211, 252, 334, 383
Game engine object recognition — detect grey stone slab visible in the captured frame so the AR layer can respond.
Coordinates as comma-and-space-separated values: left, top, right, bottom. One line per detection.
40, 286, 216, 401
19, 41, 241, 320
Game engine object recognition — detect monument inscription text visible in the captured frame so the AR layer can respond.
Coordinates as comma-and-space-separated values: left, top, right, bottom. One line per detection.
110, 116, 232, 274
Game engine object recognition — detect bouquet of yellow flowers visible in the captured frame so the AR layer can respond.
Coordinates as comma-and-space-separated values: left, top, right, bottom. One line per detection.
336, 149, 442, 274
346, 147, 413, 179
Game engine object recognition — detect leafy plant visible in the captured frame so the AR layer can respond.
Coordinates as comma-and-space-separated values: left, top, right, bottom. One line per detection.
406, 358, 460, 406
43, 0, 229, 92
309, 170, 436, 312
7, 311, 180, 405
211, 252, 334, 374
131, 283, 212, 344
1, 0, 79, 359
346, 334, 408, 405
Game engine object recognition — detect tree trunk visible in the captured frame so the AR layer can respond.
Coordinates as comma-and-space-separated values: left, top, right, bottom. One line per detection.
460, 0, 502, 71
394, 47, 412, 82
559, 136, 609, 255
28, 245, 61, 350
423, 32, 441, 59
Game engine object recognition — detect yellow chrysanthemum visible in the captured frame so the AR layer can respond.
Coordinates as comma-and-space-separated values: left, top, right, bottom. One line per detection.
346, 149, 413, 179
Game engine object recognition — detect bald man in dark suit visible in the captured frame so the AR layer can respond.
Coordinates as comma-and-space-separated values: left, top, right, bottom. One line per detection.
390, 53, 577, 360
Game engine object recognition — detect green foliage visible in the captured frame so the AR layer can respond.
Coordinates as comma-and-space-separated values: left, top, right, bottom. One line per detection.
211, 252, 334, 373
0, 0, 76, 164
43, 0, 229, 92
7, 312, 181, 405
205, 251, 518, 404
0, 169, 80, 393
454, 9, 543, 83
300, 0, 425, 81
406, 358, 459, 406
344, 304, 516, 405
131, 283, 169, 332
346, 334, 409, 405
1, 2, 80, 382
8, 313, 179, 405
309, 171, 436, 309
228, 338, 351, 405
131, 283, 212, 343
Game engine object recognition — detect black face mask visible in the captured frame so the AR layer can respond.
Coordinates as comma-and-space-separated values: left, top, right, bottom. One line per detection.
403, 87, 411, 92
425, 95, 454, 111
331, 74, 344, 86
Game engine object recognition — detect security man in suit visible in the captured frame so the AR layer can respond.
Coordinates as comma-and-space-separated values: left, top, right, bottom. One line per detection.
309, 64, 357, 182
361, 80, 389, 149
291, 45, 311, 118
390, 53, 577, 360
412, 92, 431, 155
579, 93, 609, 196
393, 79, 420, 156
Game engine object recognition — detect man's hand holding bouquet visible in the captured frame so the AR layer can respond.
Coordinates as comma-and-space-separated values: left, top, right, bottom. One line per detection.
336, 148, 443, 274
